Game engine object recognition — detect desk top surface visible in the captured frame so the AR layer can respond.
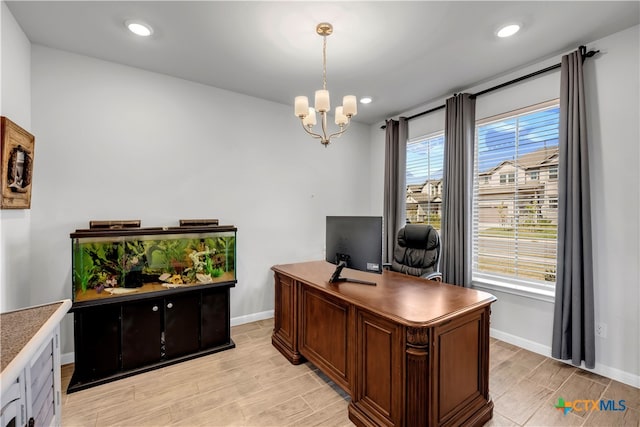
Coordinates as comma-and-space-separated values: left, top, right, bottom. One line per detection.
272, 260, 496, 327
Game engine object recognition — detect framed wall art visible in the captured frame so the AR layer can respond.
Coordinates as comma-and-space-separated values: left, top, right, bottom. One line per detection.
1, 116, 35, 209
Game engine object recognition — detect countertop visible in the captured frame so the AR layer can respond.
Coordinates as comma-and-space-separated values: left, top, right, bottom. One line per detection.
0, 300, 71, 394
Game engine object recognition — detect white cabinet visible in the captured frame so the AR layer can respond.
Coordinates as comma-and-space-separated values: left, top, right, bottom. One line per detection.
27, 331, 61, 426
1, 371, 25, 427
1, 301, 70, 427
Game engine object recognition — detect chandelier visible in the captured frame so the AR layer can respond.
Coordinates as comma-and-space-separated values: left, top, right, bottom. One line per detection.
294, 23, 357, 147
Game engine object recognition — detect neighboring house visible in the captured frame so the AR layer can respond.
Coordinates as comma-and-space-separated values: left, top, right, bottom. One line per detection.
406, 147, 558, 227
406, 180, 442, 224
477, 147, 558, 227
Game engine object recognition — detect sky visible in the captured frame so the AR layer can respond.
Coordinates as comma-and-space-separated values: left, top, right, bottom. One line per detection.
406, 106, 559, 186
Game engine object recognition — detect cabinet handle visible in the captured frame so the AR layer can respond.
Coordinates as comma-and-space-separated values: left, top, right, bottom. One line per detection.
152, 306, 158, 312
167, 302, 173, 309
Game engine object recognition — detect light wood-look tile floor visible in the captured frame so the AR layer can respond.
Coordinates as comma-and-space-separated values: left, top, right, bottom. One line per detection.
61, 318, 639, 426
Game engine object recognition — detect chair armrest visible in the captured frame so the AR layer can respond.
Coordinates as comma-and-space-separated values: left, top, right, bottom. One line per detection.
422, 272, 442, 282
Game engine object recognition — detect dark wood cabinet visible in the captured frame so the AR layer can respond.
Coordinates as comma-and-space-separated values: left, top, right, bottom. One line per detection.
121, 298, 162, 370
165, 293, 200, 358
201, 287, 230, 349
68, 282, 235, 393
73, 303, 120, 382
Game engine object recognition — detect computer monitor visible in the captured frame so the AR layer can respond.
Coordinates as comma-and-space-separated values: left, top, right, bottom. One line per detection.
325, 216, 383, 275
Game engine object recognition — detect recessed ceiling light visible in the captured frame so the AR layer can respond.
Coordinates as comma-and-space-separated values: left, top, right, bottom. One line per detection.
360, 97, 373, 104
496, 24, 520, 38
125, 20, 153, 37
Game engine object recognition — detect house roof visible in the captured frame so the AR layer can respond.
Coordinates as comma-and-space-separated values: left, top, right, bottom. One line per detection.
479, 147, 558, 177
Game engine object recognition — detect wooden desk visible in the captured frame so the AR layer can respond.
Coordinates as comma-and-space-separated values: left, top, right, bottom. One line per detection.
272, 261, 496, 427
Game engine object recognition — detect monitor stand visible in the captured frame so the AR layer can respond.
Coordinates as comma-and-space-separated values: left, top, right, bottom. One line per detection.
328, 261, 377, 286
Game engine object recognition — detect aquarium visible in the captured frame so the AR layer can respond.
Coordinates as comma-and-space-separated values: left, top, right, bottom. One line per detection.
71, 224, 236, 303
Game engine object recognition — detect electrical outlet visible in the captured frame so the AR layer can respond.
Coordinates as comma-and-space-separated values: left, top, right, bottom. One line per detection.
596, 322, 608, 338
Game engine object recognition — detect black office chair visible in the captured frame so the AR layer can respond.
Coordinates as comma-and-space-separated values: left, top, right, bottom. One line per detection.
386, 224, 442, 281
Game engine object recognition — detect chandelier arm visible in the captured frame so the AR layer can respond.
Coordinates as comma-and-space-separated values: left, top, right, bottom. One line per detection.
320, 111, 330, 143
299, 120, 324, 140
327, 121, 351, 140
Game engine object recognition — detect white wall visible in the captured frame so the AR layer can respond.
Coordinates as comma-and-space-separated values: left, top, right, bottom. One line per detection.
369, 25, 640, 386
29, 45, 372, 356
0, 1, 32, 311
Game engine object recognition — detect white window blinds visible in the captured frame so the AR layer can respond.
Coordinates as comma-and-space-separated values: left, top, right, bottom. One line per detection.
472, 102, 559, 286
406, 133, 445, 231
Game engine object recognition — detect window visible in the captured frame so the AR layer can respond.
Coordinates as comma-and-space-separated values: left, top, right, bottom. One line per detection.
499, 173, 515, 184
406, 133, 444, 231
473, 101, 559, 290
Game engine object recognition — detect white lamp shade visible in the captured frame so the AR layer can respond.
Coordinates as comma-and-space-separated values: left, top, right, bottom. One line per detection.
295, 96, 309, 117
343, 95, 357, 116
315, 90, 330, 113
303, 107, 317, 127
335, 106, 348, 125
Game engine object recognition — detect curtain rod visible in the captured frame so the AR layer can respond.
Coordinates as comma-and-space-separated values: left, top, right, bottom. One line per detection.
381, 46, 599, 129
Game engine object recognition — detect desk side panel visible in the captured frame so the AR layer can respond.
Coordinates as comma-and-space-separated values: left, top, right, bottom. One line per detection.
432, 307, 493, 427
272, 272, 303, 364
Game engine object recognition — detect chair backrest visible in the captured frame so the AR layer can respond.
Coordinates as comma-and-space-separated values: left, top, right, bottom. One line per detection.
391, 224, 440, 278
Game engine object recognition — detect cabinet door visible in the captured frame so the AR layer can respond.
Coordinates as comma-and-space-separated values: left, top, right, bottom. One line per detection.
201, 287, 230, 349
0, 372, 25, 427
122, 298, 162, 370
298, 284, 352, 394
29, 339, 55, 427
352, 309, 403, 425
74, 305, 120, 381
165, 293, 200, 359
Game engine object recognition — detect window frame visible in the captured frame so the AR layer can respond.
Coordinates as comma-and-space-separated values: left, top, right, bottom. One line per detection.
400, 100, 559, 301
471, 99, 559, 300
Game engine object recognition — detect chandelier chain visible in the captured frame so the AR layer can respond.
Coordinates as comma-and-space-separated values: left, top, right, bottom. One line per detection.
322, 35, 327, 91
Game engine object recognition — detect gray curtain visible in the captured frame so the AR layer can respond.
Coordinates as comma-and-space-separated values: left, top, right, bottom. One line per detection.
383, 118, 407, 264
441, 94, 475, 286
552, 49, 595, 368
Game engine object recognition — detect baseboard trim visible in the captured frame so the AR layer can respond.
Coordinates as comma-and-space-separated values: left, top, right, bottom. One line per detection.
62, 310, 275, 367
61, 352, 74, 366
490, 328, 640, 388
230, 310, 274, 326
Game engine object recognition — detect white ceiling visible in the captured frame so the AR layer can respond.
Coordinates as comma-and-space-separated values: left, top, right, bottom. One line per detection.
6, 1, 640, 125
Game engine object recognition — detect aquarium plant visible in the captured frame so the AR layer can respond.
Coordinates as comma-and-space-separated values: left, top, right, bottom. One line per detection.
158, 239, 189, 274
74, 262, 96, 293
122, 240, 147, 271
84, 242, 122, 283
217, 235, 235, 272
